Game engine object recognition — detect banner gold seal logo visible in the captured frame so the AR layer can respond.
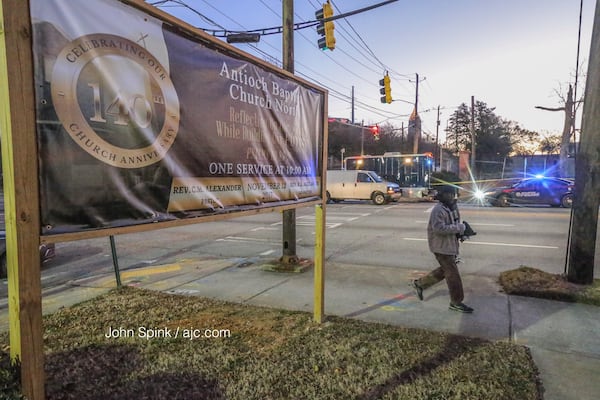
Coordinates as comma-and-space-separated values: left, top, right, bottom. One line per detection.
51, 34, 180, 168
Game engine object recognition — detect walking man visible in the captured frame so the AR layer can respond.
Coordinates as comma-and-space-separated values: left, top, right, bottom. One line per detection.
412, 185, 474, 313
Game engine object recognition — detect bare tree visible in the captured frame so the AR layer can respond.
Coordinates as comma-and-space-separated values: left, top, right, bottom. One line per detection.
535, 84, 574, 177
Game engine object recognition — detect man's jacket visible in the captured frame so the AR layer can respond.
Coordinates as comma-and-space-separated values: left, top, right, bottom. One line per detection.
427, 202, 465, 255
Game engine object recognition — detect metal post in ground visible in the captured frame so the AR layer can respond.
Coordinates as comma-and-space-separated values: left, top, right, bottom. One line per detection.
109, 235, 122, 287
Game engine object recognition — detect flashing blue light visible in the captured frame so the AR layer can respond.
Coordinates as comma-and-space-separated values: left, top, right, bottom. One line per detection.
534, 174, 544, 179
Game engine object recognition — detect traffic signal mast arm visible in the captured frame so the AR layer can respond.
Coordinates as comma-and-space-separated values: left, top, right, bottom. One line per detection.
316, 0, 398, 25
314, 1, 398, 52
202, 1, 399, 40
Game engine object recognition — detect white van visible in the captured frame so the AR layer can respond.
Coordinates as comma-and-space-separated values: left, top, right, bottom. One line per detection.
326, 170, 401, 205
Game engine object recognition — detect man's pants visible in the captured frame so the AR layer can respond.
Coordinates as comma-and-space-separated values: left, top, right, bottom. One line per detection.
417, 253, 464, 304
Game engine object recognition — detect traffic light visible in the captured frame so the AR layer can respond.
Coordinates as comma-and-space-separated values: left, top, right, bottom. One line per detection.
379, 73, 392, 104
316, 1, 335, 50
370, 125, 380, 140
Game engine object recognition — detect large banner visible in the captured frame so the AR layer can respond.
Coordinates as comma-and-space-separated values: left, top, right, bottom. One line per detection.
30, 0, 325, 235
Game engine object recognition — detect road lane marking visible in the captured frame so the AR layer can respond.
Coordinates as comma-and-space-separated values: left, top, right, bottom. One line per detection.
219, 210, 371, 245
121, 263, 181, 279
403, 237, 557, 249
216, 236, 281, 245
414, 220, 515, 227
264, 211, 370, 230
303, 215, 369, 221
315, 212, 372, 216
464, 223, 515, 227
465, 241, 558, 249
269, 221, 343, 229
377, 204, 398, 211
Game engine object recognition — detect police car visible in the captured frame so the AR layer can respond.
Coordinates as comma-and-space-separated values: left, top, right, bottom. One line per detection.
479, 177, 574, 208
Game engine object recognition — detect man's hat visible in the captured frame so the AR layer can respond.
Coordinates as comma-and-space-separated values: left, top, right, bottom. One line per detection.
437, 185, 457, 195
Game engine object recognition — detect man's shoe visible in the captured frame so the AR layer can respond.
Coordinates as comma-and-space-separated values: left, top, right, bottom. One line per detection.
412, 280, 423, 301
449, 303, 474, 313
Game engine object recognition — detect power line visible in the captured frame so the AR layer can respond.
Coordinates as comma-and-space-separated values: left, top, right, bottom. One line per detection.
148, 0, 408, 121
150, 0, 225, 29
330, 0, 410, 81
251, 0, 406, 117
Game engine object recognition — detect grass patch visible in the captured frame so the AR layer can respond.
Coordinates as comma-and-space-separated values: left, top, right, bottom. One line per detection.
499, 266, 600, 306
1, 287, 541, 399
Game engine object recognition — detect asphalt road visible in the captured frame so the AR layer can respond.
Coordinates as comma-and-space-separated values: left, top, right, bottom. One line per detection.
188, 201, 585, 278
1, 200, 598, 303
20, 200, 600, 282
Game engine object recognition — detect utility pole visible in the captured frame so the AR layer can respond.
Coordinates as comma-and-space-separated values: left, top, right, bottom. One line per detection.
351, 85, 355, 124
401, 121, 405, 151
567, 0, 600, 284
415, 73, 419, 116
360, 119, 364, 155
281, 0, 298, 265
435, 105, 440, 170
413, 73, 421, 153
470, 95, 476, 176
572, 0, 584, 153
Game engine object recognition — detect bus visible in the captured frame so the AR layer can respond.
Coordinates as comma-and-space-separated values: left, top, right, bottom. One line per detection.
344, 152, 434, 198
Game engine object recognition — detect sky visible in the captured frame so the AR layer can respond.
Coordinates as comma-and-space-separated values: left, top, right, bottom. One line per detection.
147, 0, 596, 145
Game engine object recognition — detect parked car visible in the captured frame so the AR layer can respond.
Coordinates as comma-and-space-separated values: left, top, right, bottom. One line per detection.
326, 170, 401, 205
0, 230, 55, 278
478, 177, 574, 208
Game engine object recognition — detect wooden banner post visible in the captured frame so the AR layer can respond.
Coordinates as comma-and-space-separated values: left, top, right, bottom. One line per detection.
0, 0, 46, 398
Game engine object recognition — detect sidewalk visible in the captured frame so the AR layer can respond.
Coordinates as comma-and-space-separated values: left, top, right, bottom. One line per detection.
2, 257, 600, 400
